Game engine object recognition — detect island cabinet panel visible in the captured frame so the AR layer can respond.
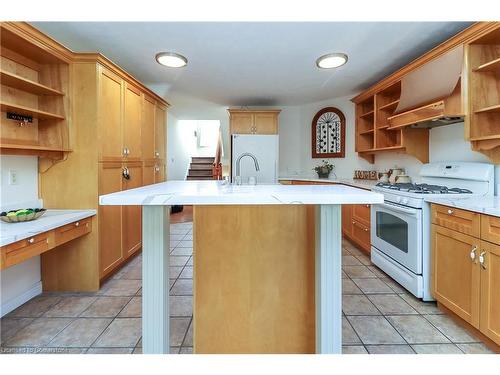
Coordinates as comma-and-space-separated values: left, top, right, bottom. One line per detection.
480, 240, 500, 345
431, 224, 481, 327
123, 83, 142, 161
193, 205, 316, 353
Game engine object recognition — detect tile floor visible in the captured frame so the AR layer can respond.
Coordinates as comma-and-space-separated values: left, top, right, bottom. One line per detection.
0, 221, 494, 354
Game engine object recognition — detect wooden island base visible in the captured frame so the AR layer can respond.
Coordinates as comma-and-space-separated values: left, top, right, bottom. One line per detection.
193, 205, 318, 353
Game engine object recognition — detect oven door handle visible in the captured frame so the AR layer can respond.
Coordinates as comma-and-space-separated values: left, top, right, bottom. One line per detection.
376, 202, 419, 216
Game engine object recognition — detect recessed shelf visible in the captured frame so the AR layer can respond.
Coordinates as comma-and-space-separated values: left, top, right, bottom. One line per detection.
0, 143, 71, 152
359, 129, 374, 135
0, 101, 65, 120
474, 104, 500, 114
378, 100, 400, 111
0, 70, 64, 96
359, 110, 374, 118
473, 58, 500, 72
376, 125, 390, 130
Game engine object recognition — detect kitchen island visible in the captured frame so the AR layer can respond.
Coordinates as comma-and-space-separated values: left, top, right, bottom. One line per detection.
99, 181, 383, 354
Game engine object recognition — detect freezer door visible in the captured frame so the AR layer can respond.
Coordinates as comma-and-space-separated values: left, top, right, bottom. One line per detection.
232, 134, 279, 184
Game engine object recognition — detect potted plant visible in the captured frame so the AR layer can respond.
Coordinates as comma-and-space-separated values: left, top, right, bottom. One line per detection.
313, 160, 334, 179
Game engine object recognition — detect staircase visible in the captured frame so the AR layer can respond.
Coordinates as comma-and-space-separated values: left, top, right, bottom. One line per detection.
186, 157, 216, 180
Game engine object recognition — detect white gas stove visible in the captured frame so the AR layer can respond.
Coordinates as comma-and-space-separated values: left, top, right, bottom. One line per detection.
370, 162, 494, 301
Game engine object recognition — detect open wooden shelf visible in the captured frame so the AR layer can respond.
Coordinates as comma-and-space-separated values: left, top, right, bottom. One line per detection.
0, 143, 71, 152
474, 103, 500, 114
0, 101, 65, 120
359, 110, 374, 118
379, 99, 400, 111
376, 125, 390, 130
0, 70, 64, 96
473, 57, 500, 72
359, 129, 374, 135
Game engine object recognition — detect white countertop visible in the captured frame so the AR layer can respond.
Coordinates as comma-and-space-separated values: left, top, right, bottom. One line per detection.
99, 180, 383, 206
278, 176, 378, 190
0, 209, 96, 247
425, 196, 500, 218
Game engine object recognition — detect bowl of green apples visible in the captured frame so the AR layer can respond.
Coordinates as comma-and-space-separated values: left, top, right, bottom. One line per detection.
0, 208, 47, 223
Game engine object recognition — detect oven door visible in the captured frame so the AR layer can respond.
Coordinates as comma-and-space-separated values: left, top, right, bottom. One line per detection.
371, 201, 423, 274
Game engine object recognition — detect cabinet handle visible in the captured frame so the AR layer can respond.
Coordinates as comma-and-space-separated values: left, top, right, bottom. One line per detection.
479, 251, 486, 269
447, 209, 454, 215
122, 167, 131, 180
155, 166, 160, 172
352, 221, 368, 232
75, 222, 80, 227
123, 148, 127, 156
27, 237, 35, 244
155, 151, 160, 157
470, 246, 477, 262
366, 204, 370, 208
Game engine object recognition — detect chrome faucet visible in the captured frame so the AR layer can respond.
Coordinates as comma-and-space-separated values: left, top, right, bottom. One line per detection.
235, 152, 260, 185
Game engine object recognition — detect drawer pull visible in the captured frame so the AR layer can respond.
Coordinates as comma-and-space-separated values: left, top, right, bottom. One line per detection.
352, 221, 369, 232
447, 209, 454, 215
75, 222, 80, 227
27, 238, 35, 244
479, 251, 486, 269
470, 246, 477, 262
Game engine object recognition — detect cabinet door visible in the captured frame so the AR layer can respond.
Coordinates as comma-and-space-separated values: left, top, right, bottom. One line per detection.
230, 112, 254, 134
123, 164, 143, 258
352, 204, 370, 227
99, 162, 123, 277
99, 68, 123, 161
254, 112, 278, 134
142, 163, 155, 186
351, 219, 371, 253
342, 205, 353, 238
154, 105, 166, 160
431, 224, 480, 327
142, 96, 156, 160
480, 240, 500, 345
123, 83, 142, 161
155, 163, 166, 183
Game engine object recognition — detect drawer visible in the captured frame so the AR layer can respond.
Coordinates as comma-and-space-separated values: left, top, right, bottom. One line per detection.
55, 217, 92, 246
352, 204, 370, 226
481, 215, 500, 245
1, 232, 50, 270
351, 219, 371, 253
431, 204, 480, 238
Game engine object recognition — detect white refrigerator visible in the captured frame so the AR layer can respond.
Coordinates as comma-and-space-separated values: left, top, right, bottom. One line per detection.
231, 134, 279, 184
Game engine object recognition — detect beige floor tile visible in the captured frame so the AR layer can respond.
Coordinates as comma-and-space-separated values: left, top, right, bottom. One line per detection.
380, 277, 407, 293
342, 255, 363, 266
86, 347, 134, 354
118, 297, 142, 318
177, 240, 193, 248
170, 228, 190, 235
399, 294, 443, 315
184, 234, 193, 240
44, 296, 97, 317
179, 266, 193, 279
423, 314, 480, 343
98, 279, 142, 297
4, 318, 73, 347
171, 318, 190, 346
366, 345, 415, 354
347, 316, 405, 345
342, 295, 380, 316
187, 256, 193, 266
170, 234, 185, 241
179, 347, 193, 354
119, 265, 142, 280
355, 254, 372, 266
169, 296, 192, 317
342, 249, 351, 256
170, 256, 190, 267
367, 265, 387, 278
49, 318, 111, 347
344, 246, 365, 257
352, 278, 393, 294
171, 279, 193, 295
137, 288, 143, 296
35, 347, 87, 354
342, 279, 363, 295
387, 315, 450, 344
342, 317, 361, 344
80, 297, 131, 318
170, 346, 180, 354
367, 295, 418, 315
341, 270, 348, 279
411, 344, 463, 354
0, 318, 34, 345
169, 266, 184, 279
342, 345, 368, 354
171, 248, 193, 256
343, 266, 376, 279
133, 347, 142, 354
92, 318, 141, 348
7, 296, 61, 318
183, 321, 193, 346
456, 343, 494, 354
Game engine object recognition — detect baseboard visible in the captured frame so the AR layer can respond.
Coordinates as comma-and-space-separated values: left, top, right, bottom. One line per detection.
0, 281, 42, 318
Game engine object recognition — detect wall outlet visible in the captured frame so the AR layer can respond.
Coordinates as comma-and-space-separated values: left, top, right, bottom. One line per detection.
9, 170, 18, 185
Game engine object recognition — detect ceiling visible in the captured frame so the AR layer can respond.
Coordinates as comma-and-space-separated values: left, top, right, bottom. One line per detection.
32, 22, 472, 107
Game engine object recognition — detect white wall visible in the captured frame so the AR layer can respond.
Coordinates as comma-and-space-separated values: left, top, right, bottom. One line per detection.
0, 155, 42, 317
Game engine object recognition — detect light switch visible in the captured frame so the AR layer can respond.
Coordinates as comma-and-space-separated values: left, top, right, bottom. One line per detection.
9, 169, 18, 185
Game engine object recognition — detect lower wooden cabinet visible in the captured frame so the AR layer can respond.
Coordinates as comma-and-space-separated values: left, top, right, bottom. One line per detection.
342, 204, 353, 238
123, 163, 143, 258
431, 203, 500, 347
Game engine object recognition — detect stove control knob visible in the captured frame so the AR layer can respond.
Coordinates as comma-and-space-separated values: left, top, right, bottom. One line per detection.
401, 198, 409, 205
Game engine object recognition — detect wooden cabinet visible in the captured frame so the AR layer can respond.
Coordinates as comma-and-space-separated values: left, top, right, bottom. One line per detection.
122, 163, 143, 258
155, 104, 166, 160
431, 203, 500, 347
481, 214, 500, 245
123, 83, 142, 160
142, 95, 156, 160
342, 204, 353, 238
431, 224, 480, 326
228, 109, 280, 134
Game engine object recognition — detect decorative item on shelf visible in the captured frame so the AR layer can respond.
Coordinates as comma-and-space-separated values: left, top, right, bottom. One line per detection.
378, 171, 390, 183
388, 167, 404, 184
395, 174, 412, 183
313, 160, 334, 179
7, 112, 33, 127
353, 170, 378, 180
312, 107, 346, 158
0, 208, 46, 223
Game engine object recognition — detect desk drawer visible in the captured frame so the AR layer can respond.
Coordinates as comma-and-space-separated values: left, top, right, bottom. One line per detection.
351, 219, 371, 252
431, 204, 480, 238
481, 215, 500, 245
55, 218, 92, 246
1, 233, 50, 269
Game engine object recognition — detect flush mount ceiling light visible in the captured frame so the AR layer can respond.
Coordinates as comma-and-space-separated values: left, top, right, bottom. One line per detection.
155, 52, 188, 68
316, 53, 348, 69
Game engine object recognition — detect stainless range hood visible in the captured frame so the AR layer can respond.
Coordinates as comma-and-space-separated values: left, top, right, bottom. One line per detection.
388, 45, 464, 129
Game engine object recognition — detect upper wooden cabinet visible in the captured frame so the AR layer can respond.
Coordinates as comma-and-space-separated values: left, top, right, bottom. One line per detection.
123, 83, 143, 161
142, 95, 156, 160
228, 109, 280, 134
99, 67, 123, 161
155, 104, 167, 160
